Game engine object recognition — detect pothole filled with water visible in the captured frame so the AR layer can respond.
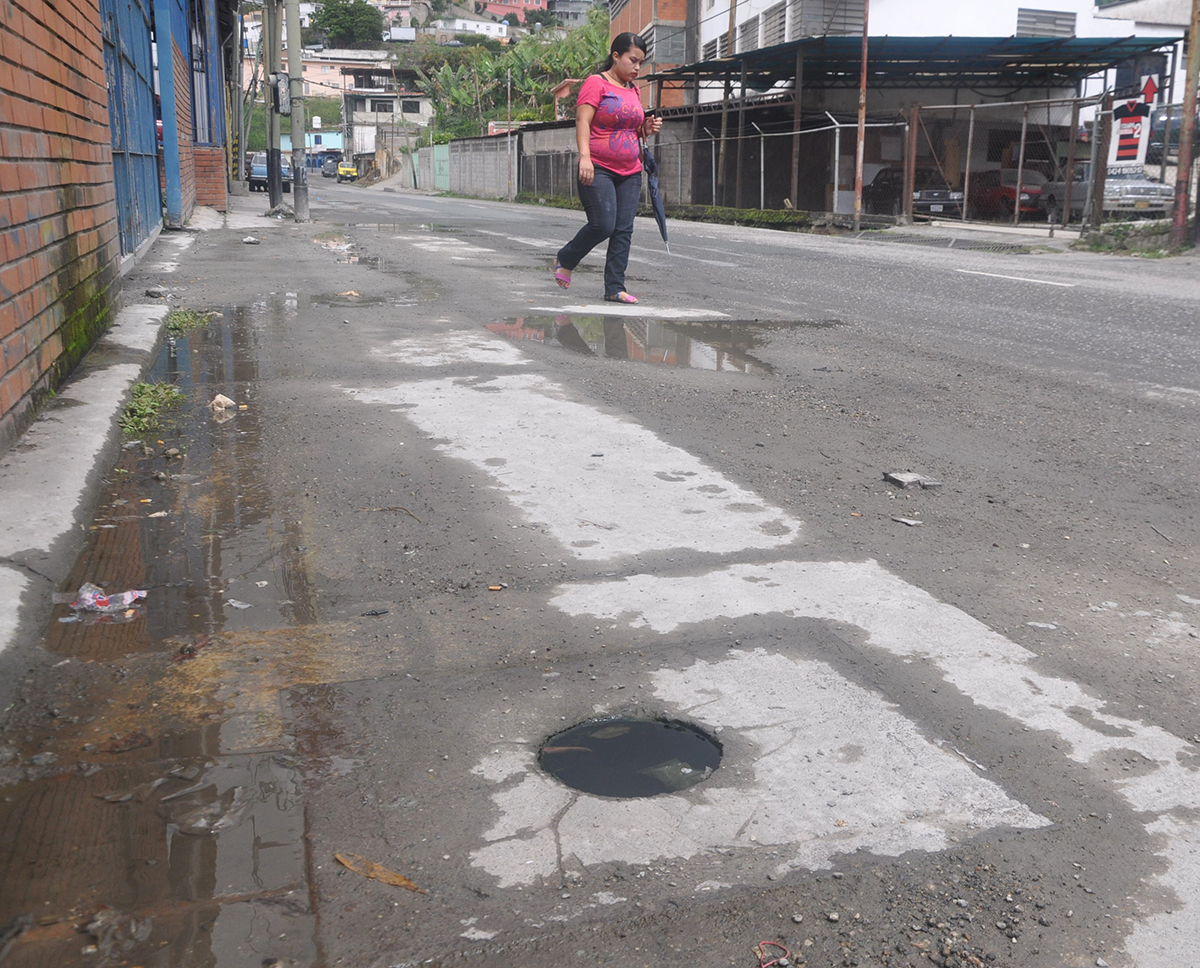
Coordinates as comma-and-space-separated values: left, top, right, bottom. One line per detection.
488, 316, 843, 374
539, 717, 722, 798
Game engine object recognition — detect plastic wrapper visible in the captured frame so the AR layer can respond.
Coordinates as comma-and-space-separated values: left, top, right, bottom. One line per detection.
70, 582, 147, 613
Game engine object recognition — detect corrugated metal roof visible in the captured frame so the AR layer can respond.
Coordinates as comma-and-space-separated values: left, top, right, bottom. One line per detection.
654, 35, 1181, 91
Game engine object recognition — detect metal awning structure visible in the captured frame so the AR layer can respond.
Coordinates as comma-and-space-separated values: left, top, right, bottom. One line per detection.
654, 35, 1182, 92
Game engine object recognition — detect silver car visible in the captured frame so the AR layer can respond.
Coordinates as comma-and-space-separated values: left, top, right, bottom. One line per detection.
1040, 161, 1173, 220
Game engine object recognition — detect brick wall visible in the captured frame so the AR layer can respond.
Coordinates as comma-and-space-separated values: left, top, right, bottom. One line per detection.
172, 41, 197, 222
193, 147, 228, 211
0, 0, 121, 453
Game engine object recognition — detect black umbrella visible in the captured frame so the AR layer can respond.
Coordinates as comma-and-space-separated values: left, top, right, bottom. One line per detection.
642, 141, 670, 254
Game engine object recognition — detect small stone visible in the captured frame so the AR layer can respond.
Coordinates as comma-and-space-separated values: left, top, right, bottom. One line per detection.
827, 912, 839, 922
792, 914, 804, 923
996, 921, 1008, 930
1097, 960, 1109, 967
145, 287, 169, 298
955, 898, 969, 907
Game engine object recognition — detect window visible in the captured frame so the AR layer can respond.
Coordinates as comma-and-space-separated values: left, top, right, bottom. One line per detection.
656, 25, 687, 62
314, 134, 322, 144
370, 99, 392, 112
737, 15, 759, 52
762, 2, 785, 48
789, 0, 863, 41
1016, 8, 1076, 38
702, 38, 718, 61
401, 99, 420, 113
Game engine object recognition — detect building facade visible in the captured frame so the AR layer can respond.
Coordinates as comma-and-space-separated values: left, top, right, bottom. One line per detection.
1, 0, 238, 451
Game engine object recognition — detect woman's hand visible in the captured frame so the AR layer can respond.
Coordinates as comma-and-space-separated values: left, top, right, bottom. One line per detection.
641, 114, 663, 138
579, 157, 595, 186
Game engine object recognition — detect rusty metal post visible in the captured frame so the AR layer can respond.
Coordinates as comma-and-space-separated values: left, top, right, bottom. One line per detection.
903, 104, 918, 222
791, 46, 803, 207
1013, 102, 1029, 227
1171, 0, 1200, 249
961, 105, 975, 221
736, 62, 747, 208
1091, 94, 1112, 233
1061, 101, 1079, 227
852, 0, 869, 232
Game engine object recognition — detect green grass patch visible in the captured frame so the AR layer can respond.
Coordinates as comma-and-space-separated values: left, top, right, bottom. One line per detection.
120, 382, 186, 435
165, 308, 220, 334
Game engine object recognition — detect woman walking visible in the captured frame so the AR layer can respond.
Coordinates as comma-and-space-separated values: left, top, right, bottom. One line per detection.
553, 33, 663, 305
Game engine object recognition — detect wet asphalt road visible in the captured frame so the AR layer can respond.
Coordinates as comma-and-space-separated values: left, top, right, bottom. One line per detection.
1, 183, 1199, 968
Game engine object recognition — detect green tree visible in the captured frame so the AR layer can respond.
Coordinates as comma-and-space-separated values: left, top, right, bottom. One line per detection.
312, 0, 385, 47
521, 9, 562, 29
413, 7, 607, 136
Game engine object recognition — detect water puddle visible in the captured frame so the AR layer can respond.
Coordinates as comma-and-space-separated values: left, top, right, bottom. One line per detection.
0, 749, 313, 965
44, 302, 319, 662
539, 717, 722, 798
334, 254, 381, 268
488, 316, 840, 374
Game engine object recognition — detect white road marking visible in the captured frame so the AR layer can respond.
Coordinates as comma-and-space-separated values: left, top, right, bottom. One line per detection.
469, 648, 1047, 887
354, 324, 1193, 964
476, 229, 556, 248
955, 268, 1075, 287
369, 332, 530, 368
551, 559, 1200, 966
344, 372, 798, 559
628, 250, 739, 268
529, 304, 730, 319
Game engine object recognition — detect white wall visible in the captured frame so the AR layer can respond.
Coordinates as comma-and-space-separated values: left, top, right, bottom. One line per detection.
696, 0, 1185, 106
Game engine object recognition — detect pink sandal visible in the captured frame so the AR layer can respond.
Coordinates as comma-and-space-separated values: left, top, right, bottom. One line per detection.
604, 291, 639, 304
554, 263, 571, 290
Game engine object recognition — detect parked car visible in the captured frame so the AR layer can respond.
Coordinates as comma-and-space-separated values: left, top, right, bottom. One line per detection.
1039, 161, 1174, 220
1146, 107, 1200, 164
863, 166, 964, 217
321, 157, 339, 178
967, 168, 1046, 219
248, 151, 292, 193
337, 159, 358, 183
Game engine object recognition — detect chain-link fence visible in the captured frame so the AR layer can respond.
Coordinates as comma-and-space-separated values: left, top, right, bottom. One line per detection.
912, 94, 1187, 229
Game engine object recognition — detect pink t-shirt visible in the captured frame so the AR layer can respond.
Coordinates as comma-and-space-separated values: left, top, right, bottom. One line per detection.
577, 73, 644, 176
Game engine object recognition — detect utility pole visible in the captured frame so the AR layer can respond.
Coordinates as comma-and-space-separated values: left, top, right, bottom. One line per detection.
1170, 0, 1200, 249
852, 0, 869, 232
716, 0, 737, 207
284, 0, 309, 220
264, 0, 283, 207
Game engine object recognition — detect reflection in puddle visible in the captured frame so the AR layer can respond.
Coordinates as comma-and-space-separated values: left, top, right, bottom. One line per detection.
0, 747, 313, 965
488, 316, 840, 374
335, 254, 381, 268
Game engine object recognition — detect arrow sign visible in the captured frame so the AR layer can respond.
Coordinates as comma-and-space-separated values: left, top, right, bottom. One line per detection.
1141, 74, 1159, 103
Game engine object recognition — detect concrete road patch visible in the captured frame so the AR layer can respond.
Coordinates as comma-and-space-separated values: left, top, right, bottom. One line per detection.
289, 632, 1044, 962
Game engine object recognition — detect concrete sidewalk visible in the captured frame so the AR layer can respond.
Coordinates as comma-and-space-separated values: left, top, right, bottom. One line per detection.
0, 200, 281, 698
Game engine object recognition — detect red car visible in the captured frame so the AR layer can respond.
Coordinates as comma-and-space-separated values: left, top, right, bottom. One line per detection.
968, 168, 1047, 219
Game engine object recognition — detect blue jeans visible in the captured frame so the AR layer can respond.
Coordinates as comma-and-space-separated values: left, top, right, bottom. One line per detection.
556, 165, 641, 298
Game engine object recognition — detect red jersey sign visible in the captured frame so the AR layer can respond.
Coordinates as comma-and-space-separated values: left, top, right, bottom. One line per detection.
1108, 75, 1159, 168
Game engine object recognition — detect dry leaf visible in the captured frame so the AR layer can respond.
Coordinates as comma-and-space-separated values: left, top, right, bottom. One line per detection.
335, 852, 426, 893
